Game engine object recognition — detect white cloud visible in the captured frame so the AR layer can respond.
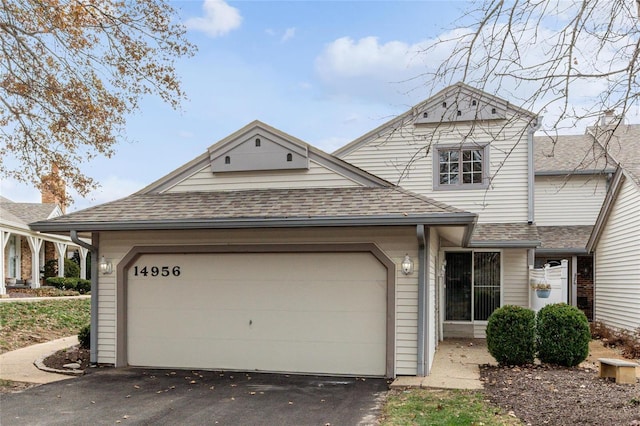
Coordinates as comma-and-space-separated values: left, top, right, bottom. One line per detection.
281, 27, 296, 42
316, 36, 426, 80
186, 0, 242, 38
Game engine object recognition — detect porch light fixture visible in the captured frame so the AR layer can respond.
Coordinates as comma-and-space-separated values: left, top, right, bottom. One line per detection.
401, 254, 414, 275
99, 256, 113, 275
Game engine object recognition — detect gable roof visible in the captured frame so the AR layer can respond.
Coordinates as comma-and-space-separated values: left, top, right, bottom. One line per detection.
334, 82, 536, 157
138, 120, 392, 194
29, 187, 477, 232
468, 223, 540, 248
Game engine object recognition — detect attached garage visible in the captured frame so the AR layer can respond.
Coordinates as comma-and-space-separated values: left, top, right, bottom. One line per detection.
30, 121, 476, 378
125, 250, 388, 376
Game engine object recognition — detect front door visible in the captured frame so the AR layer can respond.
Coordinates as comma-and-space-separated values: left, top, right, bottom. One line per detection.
445, 252, 472, 320
445, 251, 501, 322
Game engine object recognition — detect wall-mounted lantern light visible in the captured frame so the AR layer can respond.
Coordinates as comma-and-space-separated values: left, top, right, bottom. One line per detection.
401, 254, 414, 275
99, 256, 113, 275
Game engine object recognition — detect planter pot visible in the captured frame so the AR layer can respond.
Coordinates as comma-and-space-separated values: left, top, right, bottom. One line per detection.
536, 289, 551, 298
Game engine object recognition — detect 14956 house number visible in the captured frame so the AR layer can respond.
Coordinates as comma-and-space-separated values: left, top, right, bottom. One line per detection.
133, 266, 181, 277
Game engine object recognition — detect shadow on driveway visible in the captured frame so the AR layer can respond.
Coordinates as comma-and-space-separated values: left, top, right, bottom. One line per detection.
1, 368, 389, 425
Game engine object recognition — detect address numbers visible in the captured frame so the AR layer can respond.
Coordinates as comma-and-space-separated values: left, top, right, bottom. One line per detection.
133, 266, 181, 277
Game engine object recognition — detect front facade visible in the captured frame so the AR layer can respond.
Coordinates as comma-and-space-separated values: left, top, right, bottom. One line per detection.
32, 120, 476, 377
33, 83, 639, 377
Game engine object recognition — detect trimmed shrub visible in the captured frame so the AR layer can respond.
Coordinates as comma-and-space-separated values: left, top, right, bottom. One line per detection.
75, 279, 91, 294
537, 303, 590, 366
45, 277, 90, 294
78, 324, 90, 349
64, 258, 80, 278
486, 305, 536, 365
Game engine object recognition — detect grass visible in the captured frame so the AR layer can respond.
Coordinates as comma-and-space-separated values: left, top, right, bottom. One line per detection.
0, 298, 91, 353
380, 389, 521, 426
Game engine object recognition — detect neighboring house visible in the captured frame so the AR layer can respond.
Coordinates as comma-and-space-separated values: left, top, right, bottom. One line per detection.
533, 133, 615, 320
586, 122, 640, 332
1, 195, 88, 295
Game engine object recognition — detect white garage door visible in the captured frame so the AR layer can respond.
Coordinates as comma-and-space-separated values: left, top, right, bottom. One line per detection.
127, 252, 387, 376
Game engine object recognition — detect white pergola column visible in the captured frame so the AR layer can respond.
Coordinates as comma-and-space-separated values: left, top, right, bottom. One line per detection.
55, 242, 68, 278
78, 247, 88, 279
0, 231, 10, 295
27, 236, 43, 288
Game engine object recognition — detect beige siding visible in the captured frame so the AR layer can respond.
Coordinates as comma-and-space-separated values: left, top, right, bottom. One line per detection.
535, 175, 607, 226
342, 118, 531, 223
502, 249, 529, 307
594, 177, 640, 331
427, 228, 439, 371
165, 160, 362, 192
96, 227, 420, 376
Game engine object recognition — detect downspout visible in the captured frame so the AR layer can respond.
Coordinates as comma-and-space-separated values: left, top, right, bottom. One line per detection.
527, 116, 543, 224
71, 230, 98, 366
416, 225, 428, 376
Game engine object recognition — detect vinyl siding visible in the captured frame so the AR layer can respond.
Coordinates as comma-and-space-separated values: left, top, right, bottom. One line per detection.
96, 226, 420, 376
165, 159, 362, 192
535, 175, 607, 226
594, 177, 640, 331
502, 249, 530, 307
341, 118, 531, 223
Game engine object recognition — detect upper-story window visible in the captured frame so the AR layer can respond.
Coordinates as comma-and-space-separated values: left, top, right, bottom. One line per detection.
434, 144, 489, 190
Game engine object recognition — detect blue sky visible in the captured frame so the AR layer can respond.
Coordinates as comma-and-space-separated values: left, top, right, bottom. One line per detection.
2, 1, 632, 210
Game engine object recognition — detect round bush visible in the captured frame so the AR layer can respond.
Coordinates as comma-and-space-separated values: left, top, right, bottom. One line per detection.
64, 258, 80, 278
536, 303, 590, 366
486, 305, 536, 365
78, 324, 90, 349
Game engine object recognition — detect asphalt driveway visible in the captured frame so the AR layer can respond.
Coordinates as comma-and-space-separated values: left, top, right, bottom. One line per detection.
0, 368, 389, 425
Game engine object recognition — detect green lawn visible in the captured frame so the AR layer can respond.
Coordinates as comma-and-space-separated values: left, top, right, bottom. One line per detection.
0, 298, 91, 353
381, 388, 521, 426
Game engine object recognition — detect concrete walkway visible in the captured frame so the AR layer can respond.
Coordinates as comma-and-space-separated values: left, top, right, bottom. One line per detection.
0, 336, 79, 384
391, 339, 493, 390
0, 295, 91, 303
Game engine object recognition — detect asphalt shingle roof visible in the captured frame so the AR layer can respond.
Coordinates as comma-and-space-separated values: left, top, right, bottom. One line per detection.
0, 202, 58, 225
534, 134, 612, 173
470, 223, 540, 246
590, 123, 640, 186
537, 225, 593, 251
30, 187, 474, 231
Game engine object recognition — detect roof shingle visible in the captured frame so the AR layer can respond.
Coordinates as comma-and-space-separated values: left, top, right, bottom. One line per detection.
30, 187, 474, 231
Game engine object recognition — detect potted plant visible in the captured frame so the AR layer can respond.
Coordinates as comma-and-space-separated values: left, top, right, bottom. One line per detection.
532, 281, 551, 298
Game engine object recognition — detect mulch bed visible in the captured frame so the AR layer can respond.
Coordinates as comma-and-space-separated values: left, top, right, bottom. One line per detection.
481, 364, 640, 425
42, 346, 91, 372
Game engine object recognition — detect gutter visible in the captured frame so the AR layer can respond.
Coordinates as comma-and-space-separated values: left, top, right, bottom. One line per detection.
30, 213, 478, 233
528, 117, 543, 224
70, 230, 98, 366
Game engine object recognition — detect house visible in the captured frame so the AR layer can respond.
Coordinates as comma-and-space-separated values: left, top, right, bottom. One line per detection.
1, 193, 89, 295
585, 121, 640, 332
34, 83, 629, 378
335, 83, 541, 341
30, 120, 477, 377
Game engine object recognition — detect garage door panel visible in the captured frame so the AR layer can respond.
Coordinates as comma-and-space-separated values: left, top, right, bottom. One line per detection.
127, 252, 387, 376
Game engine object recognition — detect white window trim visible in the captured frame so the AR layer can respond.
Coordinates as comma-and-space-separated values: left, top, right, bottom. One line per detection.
433, 143, 490, 191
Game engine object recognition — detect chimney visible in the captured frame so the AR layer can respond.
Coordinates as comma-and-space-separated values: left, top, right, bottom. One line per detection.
40, 163, 67, 213
599, 109, 618, 126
